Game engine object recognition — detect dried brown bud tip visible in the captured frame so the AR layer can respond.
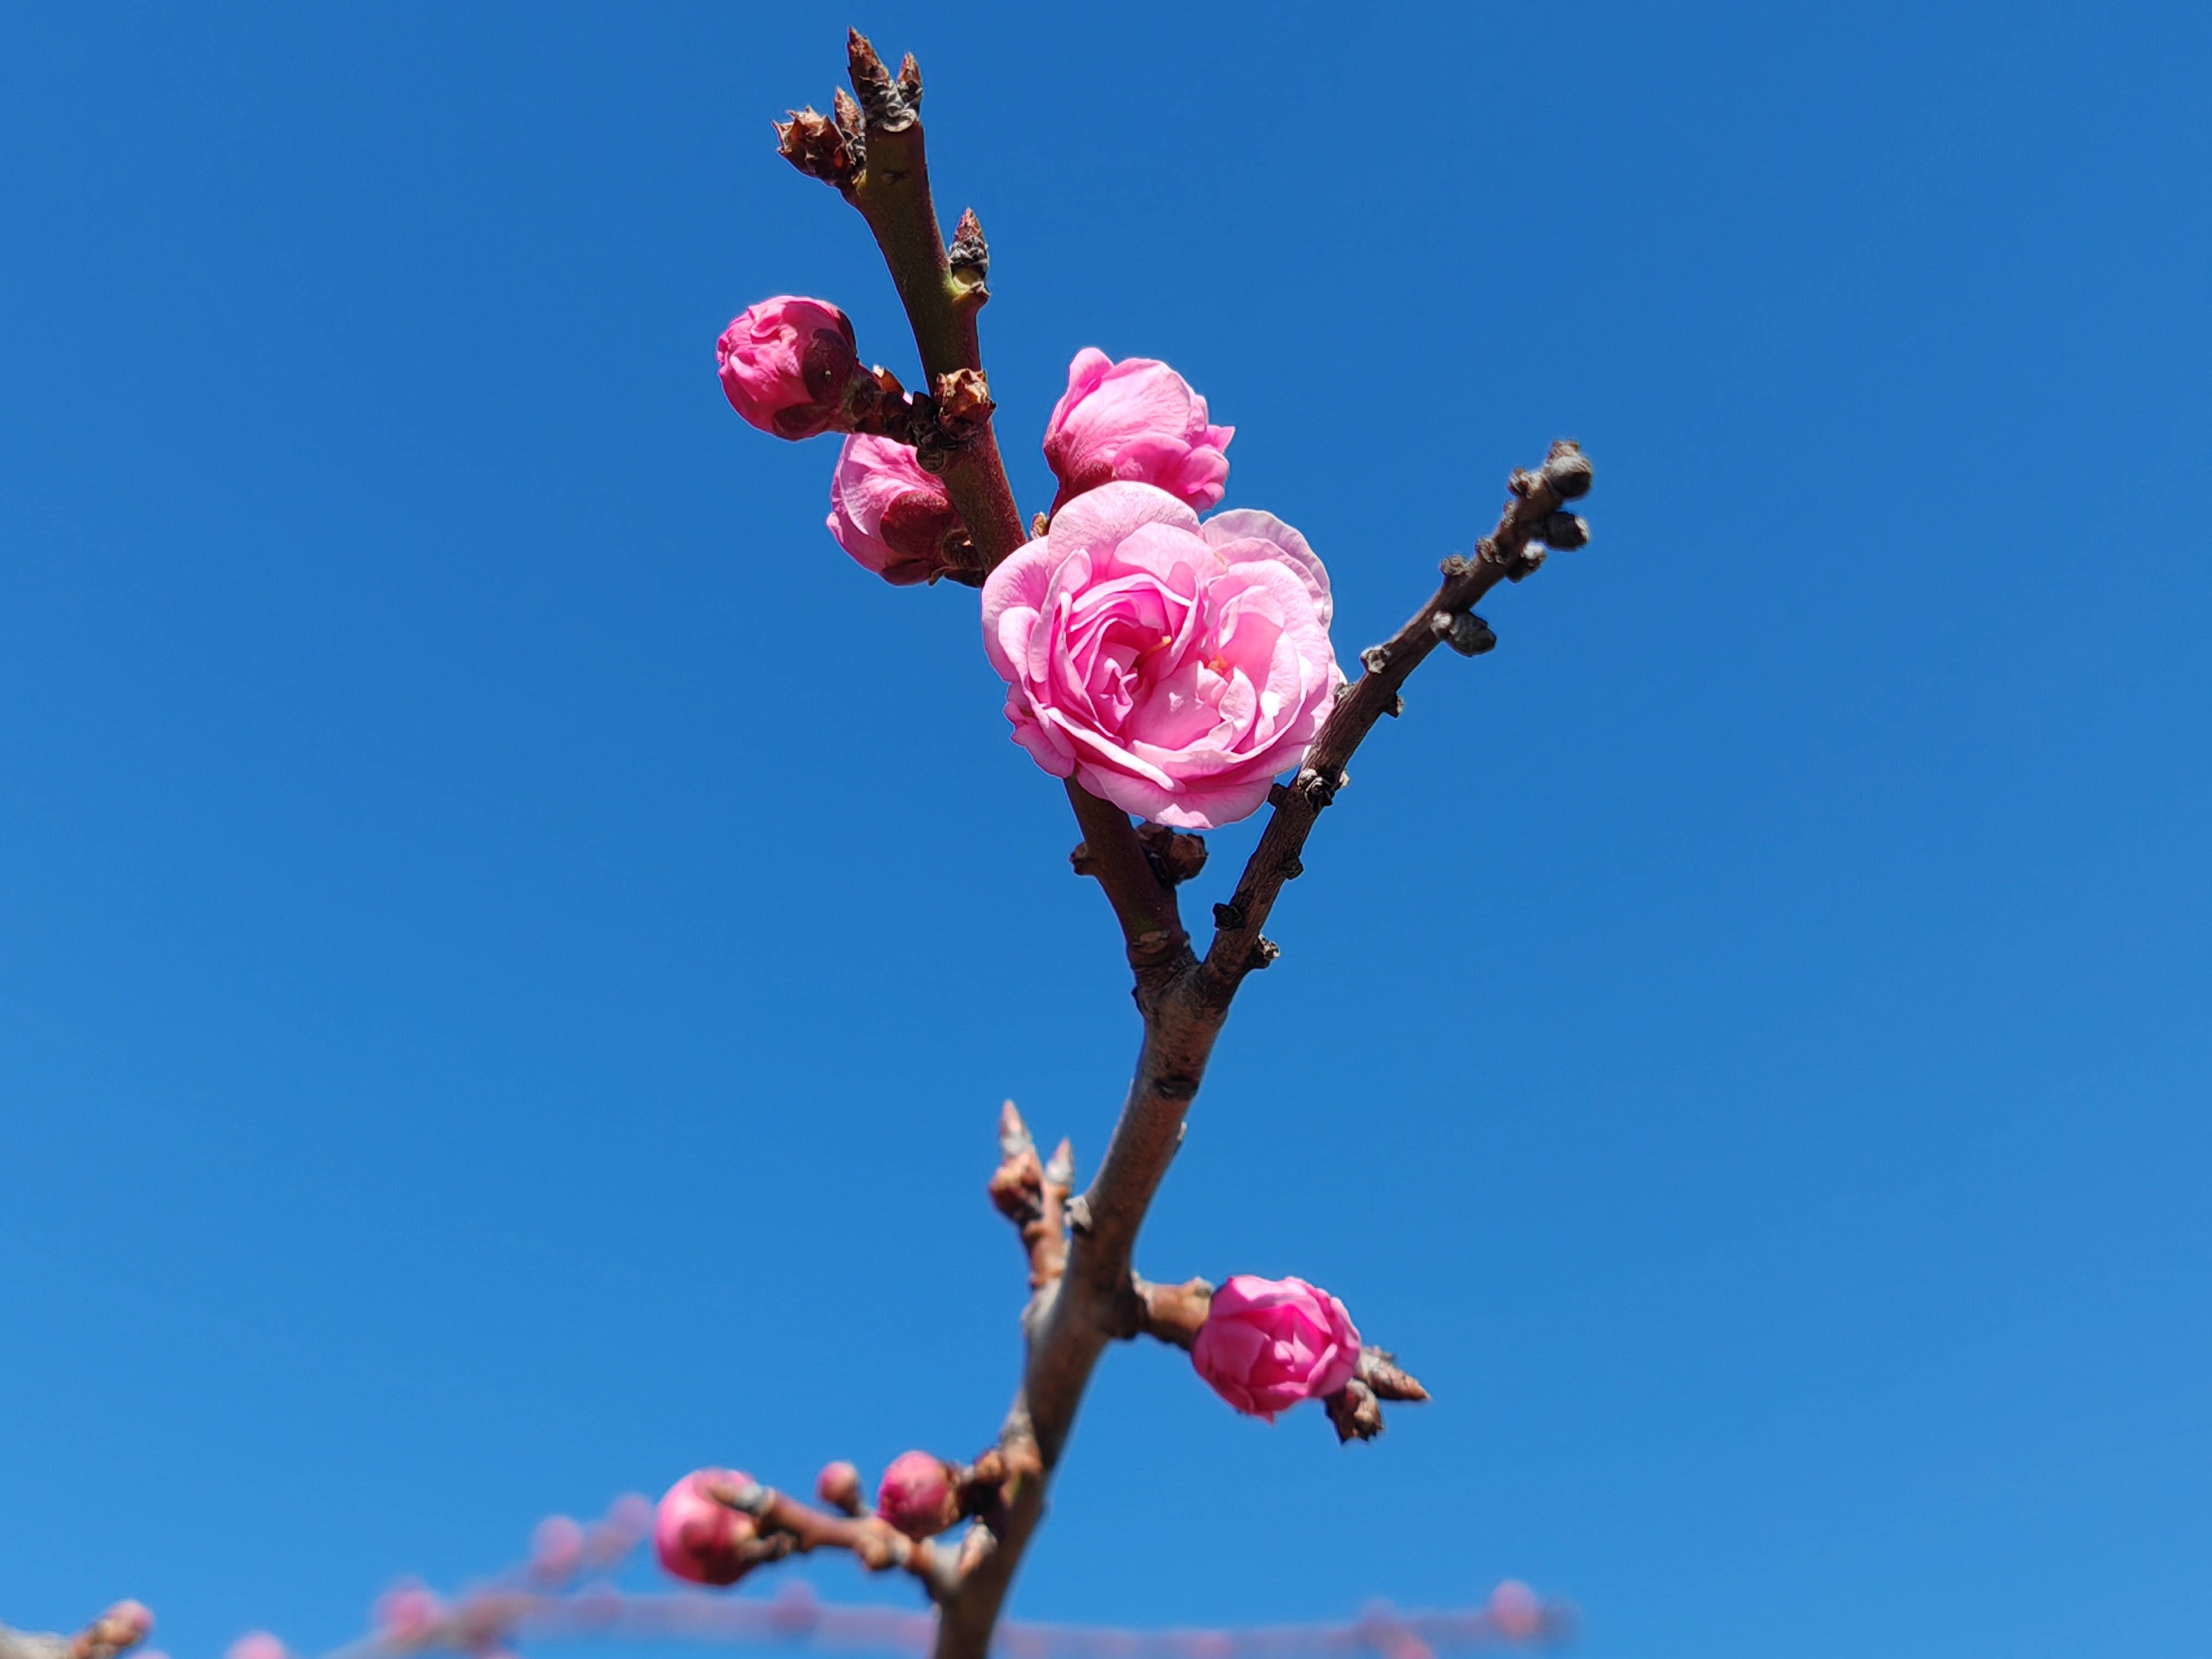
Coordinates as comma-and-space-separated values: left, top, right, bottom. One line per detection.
1540, 511, 1590, 550
847, 29, 917, 131
1447, 612, 1497, 656
775, 106, 861, 188
933, 368, 994, 438
1136, 821, 1209, 886
1541, 444, 1594, 500
949, 207, 990, 280
896, 52, 923, 107
1326, 1379, 1386, 1443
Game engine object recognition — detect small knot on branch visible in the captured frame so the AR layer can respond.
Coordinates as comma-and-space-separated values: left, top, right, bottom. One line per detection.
1444, 612, 1497, 656
1298, 765, 1345, 808
1134, 822, 1208, 887
1245, 936, 1281, 972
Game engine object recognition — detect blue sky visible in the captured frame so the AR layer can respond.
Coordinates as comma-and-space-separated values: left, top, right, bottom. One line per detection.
2, 3, 2205, 1657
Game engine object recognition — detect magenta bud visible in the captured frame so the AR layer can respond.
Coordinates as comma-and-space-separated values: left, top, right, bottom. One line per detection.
717, 297, 859, 440
875, 1450, 958, 1539
654, 1468, 759, 1587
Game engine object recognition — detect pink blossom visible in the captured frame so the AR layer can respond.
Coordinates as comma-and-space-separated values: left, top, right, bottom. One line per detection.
1190, 1274, 1361, 1421
981, 482, 1340, 830
875, 1450, 958, 1539
653, 1468, 759, 1587
717, 297, 858, 440
223, 1636, 285, 1659
1488, 1582, 1543, 1639
372, 1583, 443, 1643
1043, 349, 1233, 513
827, 435, 968, 585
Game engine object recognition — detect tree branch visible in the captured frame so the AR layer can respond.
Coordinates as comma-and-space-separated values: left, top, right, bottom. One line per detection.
704, 1477, 972, 1603
783, 33, 1027, 569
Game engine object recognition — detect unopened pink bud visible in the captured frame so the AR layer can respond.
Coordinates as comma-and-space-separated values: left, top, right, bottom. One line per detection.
223, 1635, 285, 1659
100, 1606, 153, 1646
875, 1450, 958, 1539
717, 297, 859, 440
1043, 348, 1233, 514
372, 1584, 443, 1643
1488, 1581, 1542, 1639
815, 1459, 863, 1513
654, 1468, 759, 1587
529, 1514, 585, 1580
1189, 1274, 1361, 1420
826, 435, 968, 585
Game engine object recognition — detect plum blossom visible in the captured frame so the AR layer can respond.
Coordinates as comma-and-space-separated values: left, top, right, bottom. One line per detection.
981, 482, 1340, 830
1190, 1274, 1361, 1421
1043, 348, 1233, 513
717, 297, 858, 439
826, 435, 968, 584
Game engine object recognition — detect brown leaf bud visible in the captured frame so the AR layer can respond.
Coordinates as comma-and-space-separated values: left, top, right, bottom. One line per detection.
1541, 442, 1594, 500
1540, 510, 1590, 550
1446, 612, 1497, 656
773, 107, 861, 189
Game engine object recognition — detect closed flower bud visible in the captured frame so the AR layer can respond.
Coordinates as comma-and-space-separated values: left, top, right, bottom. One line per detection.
654, 1468, 759, 1587
1043, 349, 1233, 514
827, 435, 970, 585
371, 1584, 441, 1643
1189, 1274, 1361, 1421
717, 297, 859, 440
815, 1459, 863, 1513
875, 1450, 958, 1539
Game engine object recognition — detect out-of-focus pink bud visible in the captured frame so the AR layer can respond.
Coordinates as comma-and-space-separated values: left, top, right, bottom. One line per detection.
654, 1468, 759, 1587
815, 1459, 863, 1514
528, 1514, 585, 1581
372, 1583, 443, 1644
95, 1605, 154, 1650
875, 1450, 958, 1539
604, 1492, 654, 1541
223, 1635, 285, 1659
717, 297, 859, 440
1488, 1581, 1543, 1639
1043, 348, 1233, 514
1189, 1274, 1362, 1420
826, 435, 969, 585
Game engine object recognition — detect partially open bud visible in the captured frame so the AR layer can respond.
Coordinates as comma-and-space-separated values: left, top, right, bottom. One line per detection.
717, 298, 859, 440
1190, 1274, 1361, 1421
875, 1450, 958, 1539
827, 435, 972, 585
654, 1468, 760, 1587
1043, 349, 1233, 514
815, 1459, 863, 1514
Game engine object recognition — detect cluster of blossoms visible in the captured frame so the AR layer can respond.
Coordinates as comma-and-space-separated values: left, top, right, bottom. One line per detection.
653, 1273, 1362, 1588
717, 297, 1342, 831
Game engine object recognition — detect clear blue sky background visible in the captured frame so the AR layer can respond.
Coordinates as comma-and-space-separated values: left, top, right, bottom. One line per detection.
3, 4, 2205, 1657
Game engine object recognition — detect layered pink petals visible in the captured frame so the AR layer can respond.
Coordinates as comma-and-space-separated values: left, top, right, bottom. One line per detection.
717, 297, 857, 440
1190, 1275, 1362, 1422
981, 482, 1341, 830
827, 435, 968, 585
653, 1468, 758, 1587
1043, 348, 1233, 513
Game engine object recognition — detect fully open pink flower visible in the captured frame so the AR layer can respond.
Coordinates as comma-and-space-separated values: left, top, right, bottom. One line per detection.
654, 1468, 759, 1587
717, 297, 857, 440
1190, 1274, 1361, 1421
1043, 348, 1233, 513
827, 435, 967, 585
981, 482, 1340, 830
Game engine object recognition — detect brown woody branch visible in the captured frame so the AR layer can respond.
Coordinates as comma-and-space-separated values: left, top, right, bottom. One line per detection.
703, 1477, 975, 1602
1201, 443, 1592, 1000
0, 1605, 151, 1659
780, 32, 1026, 570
